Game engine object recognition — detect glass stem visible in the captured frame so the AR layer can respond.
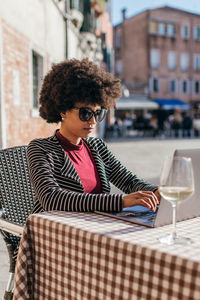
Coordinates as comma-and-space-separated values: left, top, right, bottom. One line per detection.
172, 203, 177, 239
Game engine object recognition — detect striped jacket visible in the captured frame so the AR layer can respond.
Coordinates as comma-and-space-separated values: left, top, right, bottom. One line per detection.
27, 132, 157, 214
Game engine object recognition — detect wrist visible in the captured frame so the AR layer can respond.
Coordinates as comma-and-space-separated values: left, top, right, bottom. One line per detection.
122, 194, 132, 208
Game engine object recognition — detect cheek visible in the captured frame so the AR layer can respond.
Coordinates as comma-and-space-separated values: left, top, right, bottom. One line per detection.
69, 118, 83, 130
66, 113, 79, 125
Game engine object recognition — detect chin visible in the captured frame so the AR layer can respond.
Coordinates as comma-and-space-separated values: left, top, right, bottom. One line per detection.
83, 132, 92, 138
81, 129, 95, 138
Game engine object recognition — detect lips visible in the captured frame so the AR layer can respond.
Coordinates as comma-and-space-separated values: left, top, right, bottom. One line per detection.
84, 128, 94, 131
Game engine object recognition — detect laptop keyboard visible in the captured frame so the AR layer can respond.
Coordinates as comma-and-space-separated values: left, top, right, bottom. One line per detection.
117, 205, 159, 222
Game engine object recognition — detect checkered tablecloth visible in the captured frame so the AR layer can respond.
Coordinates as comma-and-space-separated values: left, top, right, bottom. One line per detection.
14, 211, 200, 300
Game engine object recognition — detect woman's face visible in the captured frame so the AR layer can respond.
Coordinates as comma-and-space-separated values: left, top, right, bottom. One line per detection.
60, 103, 101, 144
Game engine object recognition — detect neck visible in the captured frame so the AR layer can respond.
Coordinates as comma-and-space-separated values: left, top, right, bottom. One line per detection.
59, 128, 81, 145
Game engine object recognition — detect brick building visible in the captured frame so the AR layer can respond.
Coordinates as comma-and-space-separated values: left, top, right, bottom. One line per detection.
0, 0, 113, 148
113, 6, 200, 111
0, 0, 67, 148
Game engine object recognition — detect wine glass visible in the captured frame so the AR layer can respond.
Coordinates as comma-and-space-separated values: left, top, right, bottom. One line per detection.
158, 156, 194, 245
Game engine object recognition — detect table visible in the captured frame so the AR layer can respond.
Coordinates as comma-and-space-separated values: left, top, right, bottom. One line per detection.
14, 211, 200, 300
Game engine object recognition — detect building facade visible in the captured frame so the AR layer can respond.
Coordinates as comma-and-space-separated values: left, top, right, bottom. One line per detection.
0, 0, 113, 148
113, 6, 200, 110
67, 0, 113, 137
67, 0, 113, 70
0, 0, 67, 148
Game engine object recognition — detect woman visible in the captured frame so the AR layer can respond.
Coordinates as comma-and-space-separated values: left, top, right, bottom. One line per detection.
27, 58, 160, 214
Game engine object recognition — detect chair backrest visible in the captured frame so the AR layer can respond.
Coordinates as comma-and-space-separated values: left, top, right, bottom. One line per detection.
0, 146, 35, 226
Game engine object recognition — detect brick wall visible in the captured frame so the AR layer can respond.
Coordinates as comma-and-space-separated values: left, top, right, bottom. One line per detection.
122, 12, 148, 88
114, 7, 200, 104
2, 20, 57, 148
148, 8, 200, 102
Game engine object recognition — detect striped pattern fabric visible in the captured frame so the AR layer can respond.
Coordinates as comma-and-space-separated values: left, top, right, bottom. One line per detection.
27, 132, 157, 214
0, 146, 35, 266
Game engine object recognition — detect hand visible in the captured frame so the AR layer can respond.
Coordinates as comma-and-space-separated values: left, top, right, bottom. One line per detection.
154, 189, 161, 202
123, 190, 160, 212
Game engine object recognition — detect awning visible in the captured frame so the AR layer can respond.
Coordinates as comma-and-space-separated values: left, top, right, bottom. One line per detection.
116, 96, 159, 110
153, 98, 190, 110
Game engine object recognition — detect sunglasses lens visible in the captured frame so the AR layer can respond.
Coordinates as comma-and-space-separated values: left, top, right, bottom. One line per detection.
78, 107, 107, 122
95, 109, 107, 122
79, 108, 93, 121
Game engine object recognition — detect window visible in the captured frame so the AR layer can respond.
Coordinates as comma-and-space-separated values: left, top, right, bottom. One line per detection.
70, 0, 82, 10
115, 31, 121, 48
167, 24, 176, 37
150, 49, 160, 69
158, 23, 165, 35
181, 80, 190, 94
193, 80, 200, 94
193, 54, 200, 71
181, 24, 189, 39
180, 53, 189, 71
115, 60, 122, 74
149, 77, 159, 93
32, 50, 43, 109
153, 78, 159, 92
169, 79, 178, 93
168, 51, 177, 70
149, 21, 157, 34
193, 26, 200, 40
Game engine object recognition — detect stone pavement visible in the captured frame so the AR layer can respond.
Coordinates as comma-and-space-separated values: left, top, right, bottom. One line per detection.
1, 137, 200, 298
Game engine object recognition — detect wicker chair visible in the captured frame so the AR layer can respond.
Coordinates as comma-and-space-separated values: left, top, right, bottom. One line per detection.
0, 146, 35, 300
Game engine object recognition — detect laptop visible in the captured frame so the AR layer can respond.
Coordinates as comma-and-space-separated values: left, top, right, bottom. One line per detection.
96, 148, 200, 227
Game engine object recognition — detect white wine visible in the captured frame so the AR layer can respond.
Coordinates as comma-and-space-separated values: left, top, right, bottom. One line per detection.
158, 156, 194, 245
159, 186, 194, 205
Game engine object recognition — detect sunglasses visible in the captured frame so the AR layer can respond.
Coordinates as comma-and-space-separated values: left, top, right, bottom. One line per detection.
72, 107, 107, 122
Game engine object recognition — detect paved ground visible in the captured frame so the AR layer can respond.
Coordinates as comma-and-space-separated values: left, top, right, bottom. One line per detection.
0, 137, 200, 298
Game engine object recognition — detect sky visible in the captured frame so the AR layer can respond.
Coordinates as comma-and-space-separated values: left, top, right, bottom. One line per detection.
112, 0, 200, 25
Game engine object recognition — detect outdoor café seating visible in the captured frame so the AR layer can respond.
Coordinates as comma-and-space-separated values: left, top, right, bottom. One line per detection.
0, 146, 34, 300
0, 145, 200, 299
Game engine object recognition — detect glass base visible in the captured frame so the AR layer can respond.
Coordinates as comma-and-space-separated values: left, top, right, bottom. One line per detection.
158, 234, 192, 245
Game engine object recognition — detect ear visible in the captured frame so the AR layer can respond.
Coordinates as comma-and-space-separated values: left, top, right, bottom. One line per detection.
60, 112, 65, 119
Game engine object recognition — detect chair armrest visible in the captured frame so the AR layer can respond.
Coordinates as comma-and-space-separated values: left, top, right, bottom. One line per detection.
0, 209, 4, 218
0, 218, 23, 237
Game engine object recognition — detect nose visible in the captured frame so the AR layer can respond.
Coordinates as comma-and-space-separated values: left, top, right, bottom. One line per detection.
88, 115, 96, 124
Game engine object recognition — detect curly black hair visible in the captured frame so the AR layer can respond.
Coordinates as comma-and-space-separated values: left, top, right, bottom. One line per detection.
39, 58, 122, 123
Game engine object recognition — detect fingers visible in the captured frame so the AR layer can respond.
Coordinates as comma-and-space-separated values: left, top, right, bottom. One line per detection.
154, 189, 161, 201
141, 198, 156, 212
122, 190, 161, 210
137, 191, 159, 212
137, 191, 159, 204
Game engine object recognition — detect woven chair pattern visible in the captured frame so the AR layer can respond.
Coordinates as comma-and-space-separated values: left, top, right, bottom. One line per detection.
0, 146, 35, 251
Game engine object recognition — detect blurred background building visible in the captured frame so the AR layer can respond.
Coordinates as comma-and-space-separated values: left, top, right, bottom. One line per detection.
113, 6, 200, 112
1, 1, 200, 147
0, 0, 113, 148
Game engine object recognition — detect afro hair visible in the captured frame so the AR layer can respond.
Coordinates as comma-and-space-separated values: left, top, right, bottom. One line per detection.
39, 58, 122, 123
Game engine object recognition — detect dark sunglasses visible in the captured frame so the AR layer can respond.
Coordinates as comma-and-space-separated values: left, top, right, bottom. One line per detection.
72, 107, 107, 122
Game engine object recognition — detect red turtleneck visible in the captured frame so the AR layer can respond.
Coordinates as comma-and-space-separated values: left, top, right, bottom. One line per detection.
56, 131, 101, 194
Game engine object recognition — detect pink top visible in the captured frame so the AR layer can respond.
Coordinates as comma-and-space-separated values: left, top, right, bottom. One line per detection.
56, 131, 101, 194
